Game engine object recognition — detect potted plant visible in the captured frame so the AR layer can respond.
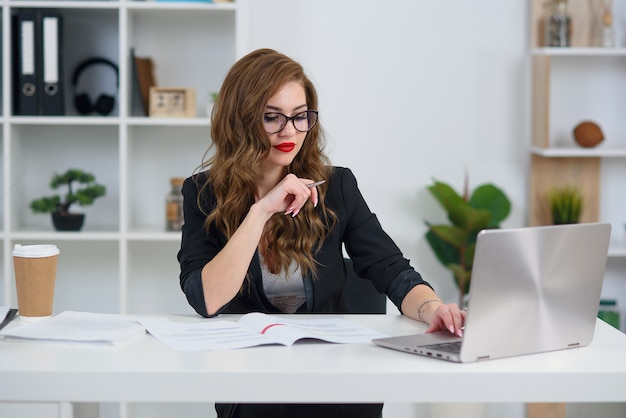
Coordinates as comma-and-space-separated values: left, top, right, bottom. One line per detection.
424, 175, 511, 307
548, 185, 582, 225
30, 169, 106, 231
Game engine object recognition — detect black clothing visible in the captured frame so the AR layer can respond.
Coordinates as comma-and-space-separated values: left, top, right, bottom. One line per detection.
178, 166, 431, 317
177, 166, 430, 418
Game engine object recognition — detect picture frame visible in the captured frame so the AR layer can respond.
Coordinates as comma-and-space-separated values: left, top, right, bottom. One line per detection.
149, 87, 196, 118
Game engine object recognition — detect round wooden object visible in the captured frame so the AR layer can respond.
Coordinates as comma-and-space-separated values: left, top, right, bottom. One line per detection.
573, 121, 604, 148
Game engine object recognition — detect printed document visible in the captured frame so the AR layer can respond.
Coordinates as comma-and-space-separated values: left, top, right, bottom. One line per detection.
0, 311, 146, 345
140, 312, 389, 352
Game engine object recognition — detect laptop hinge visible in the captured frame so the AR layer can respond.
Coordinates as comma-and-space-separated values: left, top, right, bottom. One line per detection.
476, 355, 490, 361
567, 342, 580, 348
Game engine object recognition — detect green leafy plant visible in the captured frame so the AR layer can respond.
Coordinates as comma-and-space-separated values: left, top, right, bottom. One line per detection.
424, 177, 511, 306
548, 185, 582, 225
30, 169, 106, 215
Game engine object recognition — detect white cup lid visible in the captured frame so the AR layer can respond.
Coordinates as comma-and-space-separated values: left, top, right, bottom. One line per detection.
12, 244, 60, 258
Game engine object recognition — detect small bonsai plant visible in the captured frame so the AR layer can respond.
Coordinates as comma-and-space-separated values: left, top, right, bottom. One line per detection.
30, 169, 106, 231
548, 185, 582, 225
424, 175, 511, 307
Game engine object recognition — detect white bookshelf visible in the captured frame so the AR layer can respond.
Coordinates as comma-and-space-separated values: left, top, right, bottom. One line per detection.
1, 2, 247, 417
528, 0, 626, 350
1, 0, 248, 318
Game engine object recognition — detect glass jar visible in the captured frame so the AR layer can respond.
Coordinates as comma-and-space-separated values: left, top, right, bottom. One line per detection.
598, 299, 620, 330
545, 0, 571, 47
166, 177, 185, 231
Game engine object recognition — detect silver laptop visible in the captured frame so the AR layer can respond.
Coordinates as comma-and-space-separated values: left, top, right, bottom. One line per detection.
373, 222, 611, 363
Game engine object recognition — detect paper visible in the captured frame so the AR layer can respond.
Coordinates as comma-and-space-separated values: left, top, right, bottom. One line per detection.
0, 306, 10, 321
0, 307, 18, 331
140, 312, 389, 352
0, 311, 146, 345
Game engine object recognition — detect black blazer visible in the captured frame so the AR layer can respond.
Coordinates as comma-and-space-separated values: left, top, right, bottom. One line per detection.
177, 166, 430, 317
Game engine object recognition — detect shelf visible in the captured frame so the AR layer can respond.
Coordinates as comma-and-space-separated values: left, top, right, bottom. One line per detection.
127, 117, 210, 127
126, 230, 182, 241
608, 246, 626, 258
531, 47, 626, 57
530, 146, 626, 158
127, 1, 236, 11
7, 1, 121, 10
8, 116, 121, 126
8, 230, 121, 241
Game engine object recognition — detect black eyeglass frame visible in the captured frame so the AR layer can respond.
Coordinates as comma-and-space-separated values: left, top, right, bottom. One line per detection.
263, 110, 319, 134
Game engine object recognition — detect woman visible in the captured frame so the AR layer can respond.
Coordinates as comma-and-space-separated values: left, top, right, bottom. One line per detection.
178, 48, 465, 418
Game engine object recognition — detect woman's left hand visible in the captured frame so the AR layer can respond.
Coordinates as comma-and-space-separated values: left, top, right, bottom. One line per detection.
424, 303, 466, 337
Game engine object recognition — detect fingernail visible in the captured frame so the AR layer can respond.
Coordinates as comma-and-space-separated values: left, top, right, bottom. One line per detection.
314, 198, 318, 208
448, 325, 454, 334
291, 209, 300, 217
458, 329, 464, 337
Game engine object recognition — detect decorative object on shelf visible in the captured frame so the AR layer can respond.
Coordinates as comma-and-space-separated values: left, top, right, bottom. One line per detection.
72, 57, 119, 116
166, 177, 185, 231
206, 91, 218, 118
547, 185, 582, 225
573, 120, 604, 148
424, 175, 511, 307
598, 299, 620, 330
149, 87, 196, 118
600, 0, 615, 47
545, 0, 571, 47
30, 169, 106, 231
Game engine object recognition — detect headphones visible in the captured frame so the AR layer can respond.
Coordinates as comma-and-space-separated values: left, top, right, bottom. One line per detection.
72, 57, 119, 116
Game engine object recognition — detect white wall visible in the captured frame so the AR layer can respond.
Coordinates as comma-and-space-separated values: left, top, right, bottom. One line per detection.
244, 0, 529, 305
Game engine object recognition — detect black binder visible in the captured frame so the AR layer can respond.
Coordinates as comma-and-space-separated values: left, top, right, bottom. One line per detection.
12, 11, 39, 115
40, 11, 64, 115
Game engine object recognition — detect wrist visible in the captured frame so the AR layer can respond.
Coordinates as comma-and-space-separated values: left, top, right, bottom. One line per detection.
417, 298, 442, 323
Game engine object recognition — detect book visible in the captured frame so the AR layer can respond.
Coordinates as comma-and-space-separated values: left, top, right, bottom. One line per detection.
139, 312, 389, 352
130, 48, 156, 116
0, 311, 146, 345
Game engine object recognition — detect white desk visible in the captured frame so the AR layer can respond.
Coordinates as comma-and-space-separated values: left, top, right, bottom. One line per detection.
0, 314, 625, 404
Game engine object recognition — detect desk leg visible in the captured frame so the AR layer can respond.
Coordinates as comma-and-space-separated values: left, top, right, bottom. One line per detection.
527, 403, 565, 418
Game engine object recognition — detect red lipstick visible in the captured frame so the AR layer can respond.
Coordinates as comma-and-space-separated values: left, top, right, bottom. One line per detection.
275, 142, 296, 153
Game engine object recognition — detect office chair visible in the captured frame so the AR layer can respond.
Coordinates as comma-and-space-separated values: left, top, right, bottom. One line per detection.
343, 258, 387, 314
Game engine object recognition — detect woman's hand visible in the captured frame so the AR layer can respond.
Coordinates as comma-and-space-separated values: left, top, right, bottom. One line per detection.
256, 173, 320, 217
424, 303, 466, 337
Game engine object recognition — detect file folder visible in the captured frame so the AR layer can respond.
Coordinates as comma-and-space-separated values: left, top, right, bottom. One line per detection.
40, 12, 64, 115
12, 11, 39, 115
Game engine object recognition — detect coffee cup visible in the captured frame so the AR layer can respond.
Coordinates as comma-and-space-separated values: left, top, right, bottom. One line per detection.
12, 244, 60, 320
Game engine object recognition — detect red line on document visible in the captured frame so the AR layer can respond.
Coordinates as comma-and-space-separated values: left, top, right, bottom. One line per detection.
261, 323, 285, 334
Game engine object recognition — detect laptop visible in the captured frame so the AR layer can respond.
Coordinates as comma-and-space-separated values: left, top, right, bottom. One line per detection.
373, 222, 611, 363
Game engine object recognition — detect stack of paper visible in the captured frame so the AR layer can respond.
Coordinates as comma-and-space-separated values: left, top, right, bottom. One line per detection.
0, 311, 146, 345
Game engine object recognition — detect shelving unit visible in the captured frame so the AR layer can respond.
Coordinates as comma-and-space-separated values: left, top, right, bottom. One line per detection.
528, 5, 626, 418
1, 2, 247, 417
528, 0, 626, 345
0, 0, 248, 317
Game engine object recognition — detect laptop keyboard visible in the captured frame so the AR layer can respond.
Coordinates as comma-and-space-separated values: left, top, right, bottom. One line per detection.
422, 340, 462, 354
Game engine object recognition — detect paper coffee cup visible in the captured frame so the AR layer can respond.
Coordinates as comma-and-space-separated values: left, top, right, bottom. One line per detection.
12, 244, 60, 320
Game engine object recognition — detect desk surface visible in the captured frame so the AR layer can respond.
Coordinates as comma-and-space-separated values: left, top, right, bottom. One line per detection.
0, 314, 625, 404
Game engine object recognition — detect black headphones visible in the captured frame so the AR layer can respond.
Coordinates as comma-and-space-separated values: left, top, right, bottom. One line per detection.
72, 57, 119, 116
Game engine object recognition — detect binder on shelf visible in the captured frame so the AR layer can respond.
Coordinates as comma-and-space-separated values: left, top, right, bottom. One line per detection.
12, 10, 39, 115
40, 11, 64, 115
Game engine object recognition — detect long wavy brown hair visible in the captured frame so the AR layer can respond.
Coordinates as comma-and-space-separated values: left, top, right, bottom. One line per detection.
197, 48, 337, 279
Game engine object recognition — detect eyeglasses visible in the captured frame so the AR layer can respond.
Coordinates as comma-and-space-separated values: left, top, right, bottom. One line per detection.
263, 110, 318, 134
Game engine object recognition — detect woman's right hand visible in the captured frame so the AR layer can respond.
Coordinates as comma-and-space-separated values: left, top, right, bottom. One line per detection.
256, 174, 320, 218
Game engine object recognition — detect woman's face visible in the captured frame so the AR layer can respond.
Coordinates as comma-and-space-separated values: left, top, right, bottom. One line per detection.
261, 81, 309, 171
